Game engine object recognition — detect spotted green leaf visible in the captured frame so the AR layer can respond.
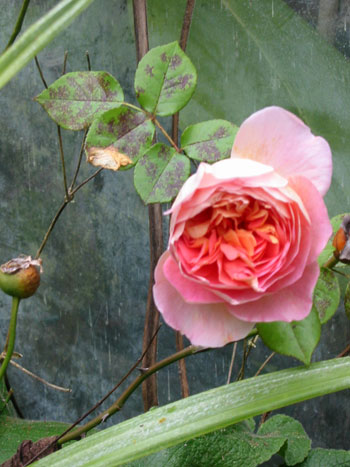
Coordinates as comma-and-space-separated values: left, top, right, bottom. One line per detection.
257, 306, 321, 365
134, 41, 197, 116
134, 143, 190, 204
35, 71, 124, 130
85, 107, 155, 170
181, 120, 239, 163
313, 267, 340, 325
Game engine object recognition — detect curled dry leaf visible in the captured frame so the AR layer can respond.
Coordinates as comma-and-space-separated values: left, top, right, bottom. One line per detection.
1, 255, 43, 274
87, 146, 133, 171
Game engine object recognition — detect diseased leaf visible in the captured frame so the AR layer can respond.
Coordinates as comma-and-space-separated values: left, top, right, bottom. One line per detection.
318, 214, 350, 267
295, 448, 350, 466
134, 41, 197, 116
181, 120, 238, 163
35, 71, 124, 130
257, 307, 321, 365
85, 107, 155, 169
344, 282, 350, 321
134, 143, 190, 204
258, 415, 311, 466
313, 267, 340, 324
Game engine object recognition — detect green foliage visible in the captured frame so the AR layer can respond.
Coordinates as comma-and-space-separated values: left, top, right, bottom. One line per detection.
34, 358, 350, 466
296, 448, 350, 466
0, 0, 96, 89
181, 120, 238, 163
344, 282, 350, 321
313, 267, 340, 324
0, 416, 70, 464
134, 41, 197, 116
127, 415, 310, 467
35, 72, 124, 130
257, 307, 321, 365
85, 107, 155, 168
134, 143, 190, 204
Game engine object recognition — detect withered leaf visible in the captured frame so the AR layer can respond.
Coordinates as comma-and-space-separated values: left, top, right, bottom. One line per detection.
87, 146, 133, 171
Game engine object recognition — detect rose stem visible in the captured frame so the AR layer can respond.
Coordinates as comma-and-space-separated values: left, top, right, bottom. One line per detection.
4, 0, 31, 51
0, 297, 21, 382
34, 55, 102, 259
133, 0, 163, 411
172, 0, 196, 399
58, 345, 208, 445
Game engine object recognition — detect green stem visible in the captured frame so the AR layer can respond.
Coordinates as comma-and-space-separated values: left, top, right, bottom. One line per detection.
58, 345, 207, 444
323, 254, 339, 269
4, 0, 31, 51
0, 297, 20, 381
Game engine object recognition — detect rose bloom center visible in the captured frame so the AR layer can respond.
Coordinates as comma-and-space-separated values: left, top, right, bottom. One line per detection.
175, 193, 288, 291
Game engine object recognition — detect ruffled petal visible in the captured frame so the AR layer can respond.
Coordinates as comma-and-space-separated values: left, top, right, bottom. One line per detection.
232, 106, 332, 196
227, 262, 320, 322
154, 252, 254, 347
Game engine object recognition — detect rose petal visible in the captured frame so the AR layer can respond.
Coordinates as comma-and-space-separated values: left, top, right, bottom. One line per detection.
227, 262, 320, 322
232, 106, 332, 196
154, 252, 254, 347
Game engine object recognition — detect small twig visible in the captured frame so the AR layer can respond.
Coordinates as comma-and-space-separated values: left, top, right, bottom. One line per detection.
35, 201, 67, 258
255, 352, 275, 377
9, 360, 71, 393
0, 388, 13, 414
154, 118, 181, 152
57, 126, 70, 200
0, 298, 20, 382
175, 332, 190, 397
69, 130, 88, 191
86, 51, 91, 71
4, 0, 31, 51
237, 335, 259, 381
226, 342, 237, 384
62, 51, 68, 75
25, 325, 162, 466
34, 56, 48, 89
70, 168, 103, 196
337, 344, 350, 358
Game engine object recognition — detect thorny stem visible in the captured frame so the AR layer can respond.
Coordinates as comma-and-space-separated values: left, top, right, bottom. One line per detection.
58, 345, 207, 445
0, 298, 20, 382
4, 0, 31, 51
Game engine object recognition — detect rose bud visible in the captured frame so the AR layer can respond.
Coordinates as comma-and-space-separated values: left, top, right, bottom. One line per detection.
332, 215, 350, 264
0, 256, 43, 299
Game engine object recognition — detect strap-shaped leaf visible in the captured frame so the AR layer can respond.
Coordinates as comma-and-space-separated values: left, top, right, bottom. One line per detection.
134, 143, 190, 204
313, 267, 340, 325
34, 358, 350, 466
257, 306, 321, 365
181, 120, 239, 163
134, 42, 197, 116
35, 71, 124, 130
0, 0, 96, 90
85, 107, 155, 169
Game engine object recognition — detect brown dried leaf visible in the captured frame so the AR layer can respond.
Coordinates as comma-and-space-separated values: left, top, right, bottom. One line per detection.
87, 146, 132, 171
2, 436, 59, 466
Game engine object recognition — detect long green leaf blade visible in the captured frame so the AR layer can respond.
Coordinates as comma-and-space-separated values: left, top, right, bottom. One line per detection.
34, 357, 350, 466
0, 0, 95, 90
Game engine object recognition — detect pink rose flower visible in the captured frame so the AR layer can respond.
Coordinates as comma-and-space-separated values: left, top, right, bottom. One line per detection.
153, 107, 332, 347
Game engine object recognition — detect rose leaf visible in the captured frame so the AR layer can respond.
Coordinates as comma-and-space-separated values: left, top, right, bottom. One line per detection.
134, 41, 197, 116
257, 306, 321, 365
181, 120, 239, 163
134, 143, 190, 204
35, 71, 124, 130
85, 107, 155, 170
313, 267, 340, 325
295, 448, 350, 466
